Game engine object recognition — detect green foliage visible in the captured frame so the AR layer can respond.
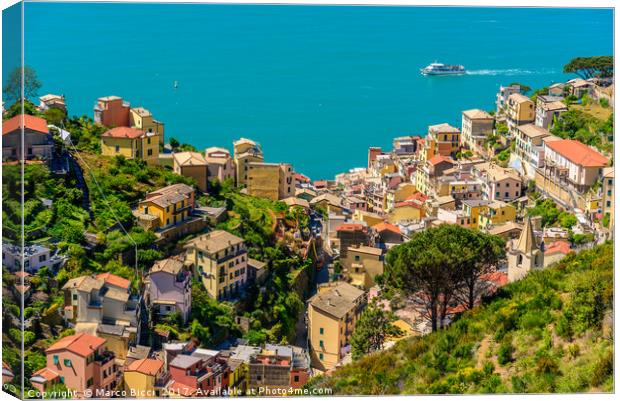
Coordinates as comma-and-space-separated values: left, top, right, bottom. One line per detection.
311, 243, 613, 395
550, 109, 613, 153
2, 65, 42, 104
557, 212, 577, 229
528, 198, 560, 227
351, 304, 397, 360
563, 56, 613, 79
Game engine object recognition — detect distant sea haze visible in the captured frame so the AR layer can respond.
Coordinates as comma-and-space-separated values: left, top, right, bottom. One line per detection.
19, 4, 613, 180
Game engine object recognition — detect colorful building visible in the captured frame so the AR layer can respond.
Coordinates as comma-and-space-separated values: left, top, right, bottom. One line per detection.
31, 333, 118, 398
308, 282, 366, 371
184, 230, 248, 301
461, 109, 494, 154
101, 126, 160, 165
173, 152, 209, 193
134, 184, 197, 237
233, 138, 264, 187
123, 358, 167, 398
425, 123, 461, 158
205, 147, 236, 184
246, 162, 296, 201
506, 93, 535, 138
146, 258, 192, 324
343, 245, 384, 290
2, 114, 53, 161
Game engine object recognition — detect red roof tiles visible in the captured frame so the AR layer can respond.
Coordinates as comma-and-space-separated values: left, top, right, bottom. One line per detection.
428, 155, 453, 166
545, 240, 573, 256
46, 333, 106, 357
373, 222, 401, 235
126, 358, 164, 376
2, 114, 49, 135
96, 272, 131, 289
336, 223, 367, 232
545, 139, 609, 167
102, 126, 145, 139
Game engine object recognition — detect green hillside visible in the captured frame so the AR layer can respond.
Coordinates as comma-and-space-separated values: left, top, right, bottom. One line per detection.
310, 242, 613, 394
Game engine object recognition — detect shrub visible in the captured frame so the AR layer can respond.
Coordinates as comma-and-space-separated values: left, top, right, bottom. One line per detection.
497, 337, 514, 365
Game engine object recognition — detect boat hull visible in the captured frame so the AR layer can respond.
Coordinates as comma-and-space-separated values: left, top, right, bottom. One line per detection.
420, 69, 466, 76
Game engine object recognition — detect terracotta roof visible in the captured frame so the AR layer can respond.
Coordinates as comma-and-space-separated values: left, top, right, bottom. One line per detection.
31, 367, 59, 382
102, 126, 145, 139
295, 173, 311, 183
314, 180, 327, 188
373, 222, 401, 235
481, 271, 509, 287
428, 155, 454, 166
126, 358, 164, 376
2, 114, 49, 136
508, 93, 532, 104
336, 223, 366, 232
46, 333, 106, 357
545, 240, 572, 256
545, 140, 609, 167
14, 271, 31, 278
96, 272, 131, 289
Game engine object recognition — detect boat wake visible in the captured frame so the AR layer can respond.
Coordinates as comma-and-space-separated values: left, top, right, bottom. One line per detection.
466, 68, 555, 76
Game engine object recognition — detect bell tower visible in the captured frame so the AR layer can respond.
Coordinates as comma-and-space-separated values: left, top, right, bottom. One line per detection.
508, 216, 544, 282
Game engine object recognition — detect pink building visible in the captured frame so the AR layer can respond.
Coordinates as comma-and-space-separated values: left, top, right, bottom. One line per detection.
94, 96, 130, 127
205, 147, 236, 183
30, 333, 118, 398
146, 258, 192, 323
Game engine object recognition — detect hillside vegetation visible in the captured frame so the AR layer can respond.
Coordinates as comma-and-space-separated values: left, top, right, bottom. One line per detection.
310, 243, 613, 394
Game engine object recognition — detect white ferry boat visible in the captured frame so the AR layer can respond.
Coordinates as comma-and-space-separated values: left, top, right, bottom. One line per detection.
420, 62, 466, 76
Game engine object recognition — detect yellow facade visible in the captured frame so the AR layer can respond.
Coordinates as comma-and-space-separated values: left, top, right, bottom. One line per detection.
386, 184, 418, 211
123, 371, 156, 398
247, 163, 295, 201
388, 204, 424, 224
415, 167, 429, 194
139, 199, 190, 229
478, 201, 517, 230
344, 246, 384, 290
130, 108, 165, 138
101, 133, 160, 166
308, 283, 365, 372
352, 210, 383, 227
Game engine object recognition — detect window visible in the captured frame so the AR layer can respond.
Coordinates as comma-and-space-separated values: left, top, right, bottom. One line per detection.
607, 201, 611, 207
39, 255, 47, 262
495, 192, 500, 197
63, 359, 72, 367
504, 192, 509, 197
53, 355, 59, 365
59, 376, 64, 384
319, 340, 324, 347
72, 294, 78, 301
115, 145, 120, 153
320, 328, 324, 335
86, 378, 93, 387
354, 255, 360, 261
294, 376, 300, 383
319, 353, 324, 361
148, 149, 153, 156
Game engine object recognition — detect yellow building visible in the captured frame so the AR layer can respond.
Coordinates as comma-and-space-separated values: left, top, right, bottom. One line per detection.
123, 358, 165, 398
308, 282, 366, 371
101, 126, 160, 165
602, 168, 614, 235
426, 123, 461, 158
173, 151, 209, 193
135, 183, 195, 231
352, 209, 384, 227
247, 162, 295, 201
388, 198, 426, 224
461, 200, 489, 228
233, 138, 264, 187
477, 200, 517, 230
344, 246, 384, 290
385, 183, 418, 211
506, 93, 535, 137
129, 107, 165, 140
184, 230, 248, 300
310, 193, 344, 215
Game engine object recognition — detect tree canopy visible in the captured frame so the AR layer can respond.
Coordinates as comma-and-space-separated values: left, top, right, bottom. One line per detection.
382, 224, 505, 332
563, 56, 613, 79
2, 65, 42, 104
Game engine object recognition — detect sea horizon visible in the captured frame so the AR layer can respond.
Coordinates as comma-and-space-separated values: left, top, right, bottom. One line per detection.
11, 3, 615, 179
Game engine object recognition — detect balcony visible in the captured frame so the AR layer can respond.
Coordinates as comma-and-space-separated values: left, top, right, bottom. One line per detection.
95, 350, 115, 365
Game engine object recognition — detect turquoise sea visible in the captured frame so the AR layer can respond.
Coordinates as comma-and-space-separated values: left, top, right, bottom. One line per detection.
6, 3, 615, 179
